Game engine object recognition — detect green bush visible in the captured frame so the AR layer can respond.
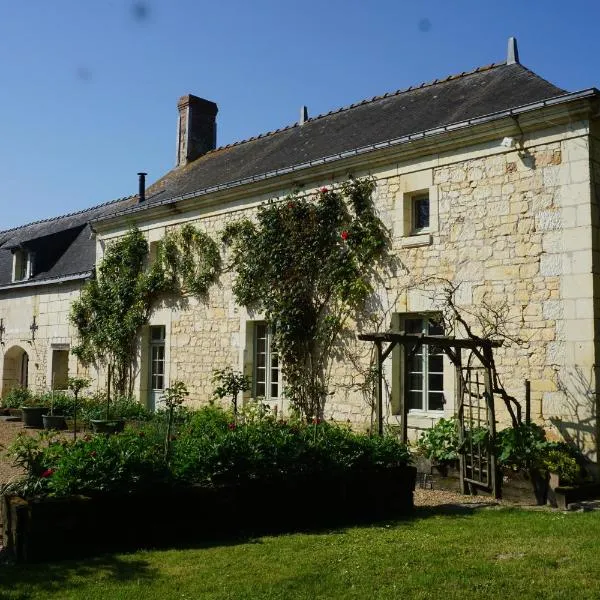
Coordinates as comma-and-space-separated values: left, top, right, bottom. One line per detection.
39, 391, 75, 416
79, 394, 153, 424
416, 417, 459, 463
6, 407, 411, 498
1, 388, 37, 409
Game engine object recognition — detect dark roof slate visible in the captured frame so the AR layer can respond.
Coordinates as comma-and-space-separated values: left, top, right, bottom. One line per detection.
141, 62, 566, 209
0, 197, 135, 287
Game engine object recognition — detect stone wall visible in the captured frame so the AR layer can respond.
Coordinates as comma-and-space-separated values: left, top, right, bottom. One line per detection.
0, 281, 86, 397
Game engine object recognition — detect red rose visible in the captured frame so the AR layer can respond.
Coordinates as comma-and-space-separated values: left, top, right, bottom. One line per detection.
320, 187, 328, 194
287, 202, 294, 209
341, 230, 349, 241
228, 423, 236, 430
138, 431, 145, 437
41, 468, 54, 478
90, 451, 97, 457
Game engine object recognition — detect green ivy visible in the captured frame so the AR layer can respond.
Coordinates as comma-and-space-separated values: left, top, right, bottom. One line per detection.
222, 178, 389, 420
160, 223, 221, 299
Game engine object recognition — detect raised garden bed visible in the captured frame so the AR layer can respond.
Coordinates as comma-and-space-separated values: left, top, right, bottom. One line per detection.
1, 465, 417, 563
418, 459, 550, 505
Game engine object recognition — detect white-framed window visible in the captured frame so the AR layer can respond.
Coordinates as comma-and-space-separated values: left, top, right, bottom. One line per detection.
411, 194, 430, 233
12, 249, 34, 282
405, 316, 444, 412
253, 321, 279, 401
150, 325, 166, 393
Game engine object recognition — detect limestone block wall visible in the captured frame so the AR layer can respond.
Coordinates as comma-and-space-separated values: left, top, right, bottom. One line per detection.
0, 282, 84, 397
101, 118, 599, 457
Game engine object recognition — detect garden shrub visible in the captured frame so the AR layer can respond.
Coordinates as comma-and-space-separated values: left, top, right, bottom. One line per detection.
1, 388, 36, 409
39, 391, 75, 416
416, 417, 459, 463
6, 407, 411, 498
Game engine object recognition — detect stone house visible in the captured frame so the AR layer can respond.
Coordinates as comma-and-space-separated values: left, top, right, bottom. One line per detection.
2, 39, 600, 460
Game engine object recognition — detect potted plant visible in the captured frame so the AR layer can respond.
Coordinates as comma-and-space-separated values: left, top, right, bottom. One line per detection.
42, 379, 69, 430
19, 390, 46, 429
67, 376, 90, 440
90, 372, 125, 434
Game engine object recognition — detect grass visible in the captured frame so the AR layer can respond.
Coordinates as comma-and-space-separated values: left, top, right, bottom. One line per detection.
1, 506, 600, 599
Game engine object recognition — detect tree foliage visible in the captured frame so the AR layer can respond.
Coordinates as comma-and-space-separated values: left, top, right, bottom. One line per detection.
70, 228, 167, 397
222, 177, 389, 419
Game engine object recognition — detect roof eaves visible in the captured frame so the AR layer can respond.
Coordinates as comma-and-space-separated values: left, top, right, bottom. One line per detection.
92, 88, 598, 225
0, 271, 92, 292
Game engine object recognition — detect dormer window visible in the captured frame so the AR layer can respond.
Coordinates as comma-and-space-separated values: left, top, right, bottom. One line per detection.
12, 249, 34, 282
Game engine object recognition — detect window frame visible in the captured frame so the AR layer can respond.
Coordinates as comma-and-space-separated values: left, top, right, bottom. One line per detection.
12, 248, 34, 282
252, 321, 280, 402
391, 312, 445, 416
411, 193, 430, 234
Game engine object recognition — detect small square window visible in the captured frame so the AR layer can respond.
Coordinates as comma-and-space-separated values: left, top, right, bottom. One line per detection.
412, 195, 430, 233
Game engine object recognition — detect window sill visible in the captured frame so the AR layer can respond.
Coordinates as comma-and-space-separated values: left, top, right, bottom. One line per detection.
400, 233, 432, 248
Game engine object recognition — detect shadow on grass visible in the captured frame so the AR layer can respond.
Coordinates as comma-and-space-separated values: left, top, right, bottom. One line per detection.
0, 553, 157, 599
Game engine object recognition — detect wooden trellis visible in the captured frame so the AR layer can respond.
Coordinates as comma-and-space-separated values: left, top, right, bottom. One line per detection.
358, 331, 503, 497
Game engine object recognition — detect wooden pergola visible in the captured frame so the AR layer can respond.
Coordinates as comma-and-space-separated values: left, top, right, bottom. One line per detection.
358, 331, 504, 496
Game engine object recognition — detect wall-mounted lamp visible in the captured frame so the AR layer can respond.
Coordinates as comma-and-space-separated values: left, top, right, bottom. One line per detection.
30, 316, 38, 343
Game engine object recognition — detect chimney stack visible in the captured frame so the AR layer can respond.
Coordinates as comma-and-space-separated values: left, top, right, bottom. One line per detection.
137, 172, 147, 203
176, 94, 218, 167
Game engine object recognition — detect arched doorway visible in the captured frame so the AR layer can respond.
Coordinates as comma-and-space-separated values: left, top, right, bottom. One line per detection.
2, 345, 29, 397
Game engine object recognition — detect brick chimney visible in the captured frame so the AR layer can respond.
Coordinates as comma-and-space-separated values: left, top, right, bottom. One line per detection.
176, 94, 218, 167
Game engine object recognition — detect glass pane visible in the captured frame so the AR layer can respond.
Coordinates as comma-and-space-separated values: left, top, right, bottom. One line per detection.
408, 373, 423, 390
256, 352, 266, 368
408, 353, 423, 372
413, 196, 429, 230
428, 392, 445, 411
271, 383, 278, 398
429, 373, 443, 391
408, 391, 423, 410
256, 382, 265, 397
428, 355, 443, 373
151, 326, 165, 341
427, 319, 444, 336
405, 318, 423, 334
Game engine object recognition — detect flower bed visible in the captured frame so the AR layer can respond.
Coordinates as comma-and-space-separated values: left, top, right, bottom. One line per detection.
1, 407, 415, 562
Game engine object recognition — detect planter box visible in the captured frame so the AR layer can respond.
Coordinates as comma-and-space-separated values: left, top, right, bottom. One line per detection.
20, 407, 45, 429
1, 465, 416, 563
418, 458, 548, 505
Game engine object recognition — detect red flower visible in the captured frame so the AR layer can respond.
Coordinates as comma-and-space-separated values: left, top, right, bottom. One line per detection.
320, 187, 328, 194
41, 468, 54, 478
287, 202, 295, 209
138, 431, 145, 438
228, 423, 236, 430
90, 451, 97, 458
341, 230, 349, 241
312, 417, 321, 425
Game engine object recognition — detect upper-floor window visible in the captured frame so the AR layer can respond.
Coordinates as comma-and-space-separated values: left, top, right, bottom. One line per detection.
12, 249, 34, 282
411, 194, 430, 233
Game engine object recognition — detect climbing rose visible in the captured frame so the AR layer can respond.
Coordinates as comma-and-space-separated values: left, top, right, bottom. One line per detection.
320, 187, 328, 193
41, 468, 54, 478
90, 451, 97, 457
341, 230, 349, 241
228, 423, 236, 430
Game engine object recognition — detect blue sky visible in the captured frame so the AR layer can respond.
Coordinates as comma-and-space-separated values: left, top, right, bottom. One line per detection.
1, 0, 599, 230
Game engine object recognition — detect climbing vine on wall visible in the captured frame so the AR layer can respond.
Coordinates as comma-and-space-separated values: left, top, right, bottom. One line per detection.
70, 228, 168, 398
160, 223, 221, 299
222, 177, 390, 420
70, 224, 221, 398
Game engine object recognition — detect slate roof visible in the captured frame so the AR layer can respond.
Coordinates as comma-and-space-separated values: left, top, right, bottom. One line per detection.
0, 59, 581, 288
139, 62, 567, 211
0, 197, 135, 288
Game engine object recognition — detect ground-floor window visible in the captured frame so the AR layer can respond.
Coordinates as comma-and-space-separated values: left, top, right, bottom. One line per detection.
149, 325, 166, 409
253, 321, 279, 401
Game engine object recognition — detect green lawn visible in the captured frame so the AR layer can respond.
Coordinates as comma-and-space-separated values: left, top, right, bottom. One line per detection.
1, 506, 600, 600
